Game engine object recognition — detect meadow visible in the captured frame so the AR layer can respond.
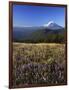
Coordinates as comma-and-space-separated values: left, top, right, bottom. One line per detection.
13, 43, 66, 87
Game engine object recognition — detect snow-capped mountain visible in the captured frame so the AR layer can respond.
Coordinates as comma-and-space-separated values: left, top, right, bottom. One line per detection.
13, 20, 64, 43
43, 21, 63, 30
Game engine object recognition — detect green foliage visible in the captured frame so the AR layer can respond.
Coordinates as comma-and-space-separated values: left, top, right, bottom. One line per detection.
14, 29, 65, 43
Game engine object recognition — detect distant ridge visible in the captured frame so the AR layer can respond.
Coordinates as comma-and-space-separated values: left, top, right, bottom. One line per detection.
13, 21, 65, 43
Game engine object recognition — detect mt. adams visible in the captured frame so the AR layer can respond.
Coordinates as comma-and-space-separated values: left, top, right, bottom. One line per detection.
43, 21, 63, 30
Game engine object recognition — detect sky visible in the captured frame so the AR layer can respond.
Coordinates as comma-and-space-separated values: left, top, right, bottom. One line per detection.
13, 4, 65, 27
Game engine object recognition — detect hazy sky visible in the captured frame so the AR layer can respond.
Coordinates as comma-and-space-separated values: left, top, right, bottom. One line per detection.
13, 4, 65, 27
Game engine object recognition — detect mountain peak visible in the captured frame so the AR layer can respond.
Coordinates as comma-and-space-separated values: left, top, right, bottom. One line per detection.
44, 21, 54, 27
43, 21, 63, 30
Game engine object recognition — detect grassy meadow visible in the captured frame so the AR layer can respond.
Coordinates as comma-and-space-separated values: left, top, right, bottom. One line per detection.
13, 43, 66, 87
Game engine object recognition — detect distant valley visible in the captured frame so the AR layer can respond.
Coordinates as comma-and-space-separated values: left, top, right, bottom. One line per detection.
13, 22, 65, 43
